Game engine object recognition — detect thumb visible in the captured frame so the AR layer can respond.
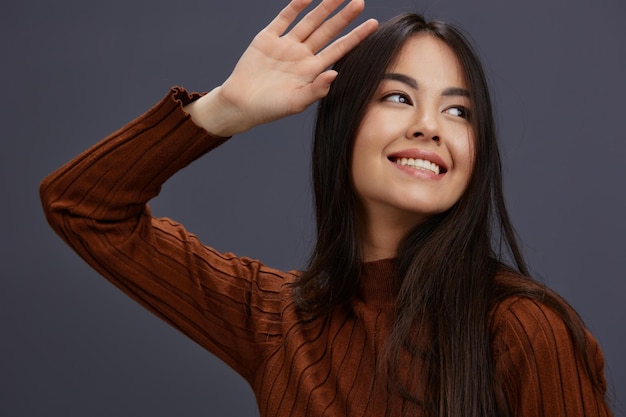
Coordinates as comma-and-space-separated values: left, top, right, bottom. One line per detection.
308, 70, 338, 100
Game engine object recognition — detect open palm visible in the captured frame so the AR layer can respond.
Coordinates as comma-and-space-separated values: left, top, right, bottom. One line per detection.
219, 0, 378, 131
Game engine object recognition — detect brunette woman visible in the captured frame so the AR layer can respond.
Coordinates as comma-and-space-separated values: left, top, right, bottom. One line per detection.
40, 0, 612, 415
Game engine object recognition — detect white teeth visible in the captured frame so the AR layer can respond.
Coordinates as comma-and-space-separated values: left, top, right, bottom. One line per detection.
394, 158, 440, 175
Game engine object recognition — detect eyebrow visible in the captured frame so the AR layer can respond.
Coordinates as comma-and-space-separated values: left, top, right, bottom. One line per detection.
383, 73, 418, 89
382, 73, 471, 98
442, 87, 471, 98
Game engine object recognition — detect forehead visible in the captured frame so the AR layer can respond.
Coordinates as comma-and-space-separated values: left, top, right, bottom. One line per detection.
387, 34, 467, 90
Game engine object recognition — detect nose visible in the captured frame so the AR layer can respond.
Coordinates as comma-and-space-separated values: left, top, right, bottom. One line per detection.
410, 131, 440, 143
406, 109, 440, 143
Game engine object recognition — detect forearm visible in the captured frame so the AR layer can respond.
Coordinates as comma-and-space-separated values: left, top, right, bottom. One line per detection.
40, 87, 225, 232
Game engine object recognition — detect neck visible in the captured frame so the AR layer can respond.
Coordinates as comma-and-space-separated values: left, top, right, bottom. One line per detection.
360, 210, 425, 262
361, 233, 400, 262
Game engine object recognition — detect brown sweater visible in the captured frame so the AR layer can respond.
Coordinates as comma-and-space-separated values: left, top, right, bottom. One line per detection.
40, 87, 612, 416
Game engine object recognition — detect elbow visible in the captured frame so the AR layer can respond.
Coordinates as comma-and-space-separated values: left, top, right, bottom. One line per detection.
39, 174, 55, 213
39, 172, 73, 237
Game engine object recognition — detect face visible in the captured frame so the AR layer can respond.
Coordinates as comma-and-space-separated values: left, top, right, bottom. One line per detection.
351, 33, 474, 232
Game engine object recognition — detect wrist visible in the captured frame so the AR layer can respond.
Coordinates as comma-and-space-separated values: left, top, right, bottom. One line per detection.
183, 86, 250, 137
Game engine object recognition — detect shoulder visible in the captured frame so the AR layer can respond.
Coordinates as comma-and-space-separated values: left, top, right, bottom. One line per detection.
489, 295, 611, 415
489, 272, 582, 357
490, 296, 573, 357
488, 271, 606, 381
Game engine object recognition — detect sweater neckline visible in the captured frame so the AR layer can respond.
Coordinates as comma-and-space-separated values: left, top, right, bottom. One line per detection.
357, 258, 398, 306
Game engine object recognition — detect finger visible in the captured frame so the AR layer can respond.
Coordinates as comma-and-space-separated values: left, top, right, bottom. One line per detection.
312, 70, 338, 94
316, 18, 378, 67
303, 0, 366, 53
265, 0, 314, 36
286, 0, 346, 42
296, 70, 339, 109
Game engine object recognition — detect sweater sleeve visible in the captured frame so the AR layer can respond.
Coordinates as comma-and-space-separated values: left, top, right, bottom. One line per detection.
491, 297, 612, 417
39, 87, 291, 381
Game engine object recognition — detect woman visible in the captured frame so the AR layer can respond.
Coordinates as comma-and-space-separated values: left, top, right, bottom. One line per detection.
40, 0, 612, 415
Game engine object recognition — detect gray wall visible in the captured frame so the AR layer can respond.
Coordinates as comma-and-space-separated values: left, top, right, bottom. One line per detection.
1, 0, 624, 415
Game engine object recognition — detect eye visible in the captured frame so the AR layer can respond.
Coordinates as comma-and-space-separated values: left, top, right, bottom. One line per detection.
383, 92, 413, 105
445, 106, 471, 120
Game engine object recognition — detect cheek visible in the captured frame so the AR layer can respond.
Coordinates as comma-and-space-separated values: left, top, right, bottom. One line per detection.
455, 127, 474, 163
350, 130, 391, 202
449, 130, 475, 183
350, 136, 374, 194
351, 116, 385, 173
358, 106, 408, 142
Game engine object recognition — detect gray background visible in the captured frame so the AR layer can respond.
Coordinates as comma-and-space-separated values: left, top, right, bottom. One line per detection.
1, 0, 624, 415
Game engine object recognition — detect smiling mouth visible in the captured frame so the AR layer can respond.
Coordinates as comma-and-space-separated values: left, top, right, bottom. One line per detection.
389, 157, 445, 175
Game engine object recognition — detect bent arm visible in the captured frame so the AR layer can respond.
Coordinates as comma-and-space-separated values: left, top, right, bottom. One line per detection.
39, 88, 289, 379
40, 0, 377, 379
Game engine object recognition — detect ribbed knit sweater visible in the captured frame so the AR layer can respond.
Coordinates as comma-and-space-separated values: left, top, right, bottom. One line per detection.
40, 87, 612, 416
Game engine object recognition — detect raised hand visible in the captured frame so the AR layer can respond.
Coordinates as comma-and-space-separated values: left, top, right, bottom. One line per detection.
185, 0, 378, 137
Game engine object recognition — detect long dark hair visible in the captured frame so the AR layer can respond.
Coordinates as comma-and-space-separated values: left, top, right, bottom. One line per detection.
294, 13, 604, 417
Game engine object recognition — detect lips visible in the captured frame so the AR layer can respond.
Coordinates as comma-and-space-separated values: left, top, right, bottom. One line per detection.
387, 149, 448, 175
